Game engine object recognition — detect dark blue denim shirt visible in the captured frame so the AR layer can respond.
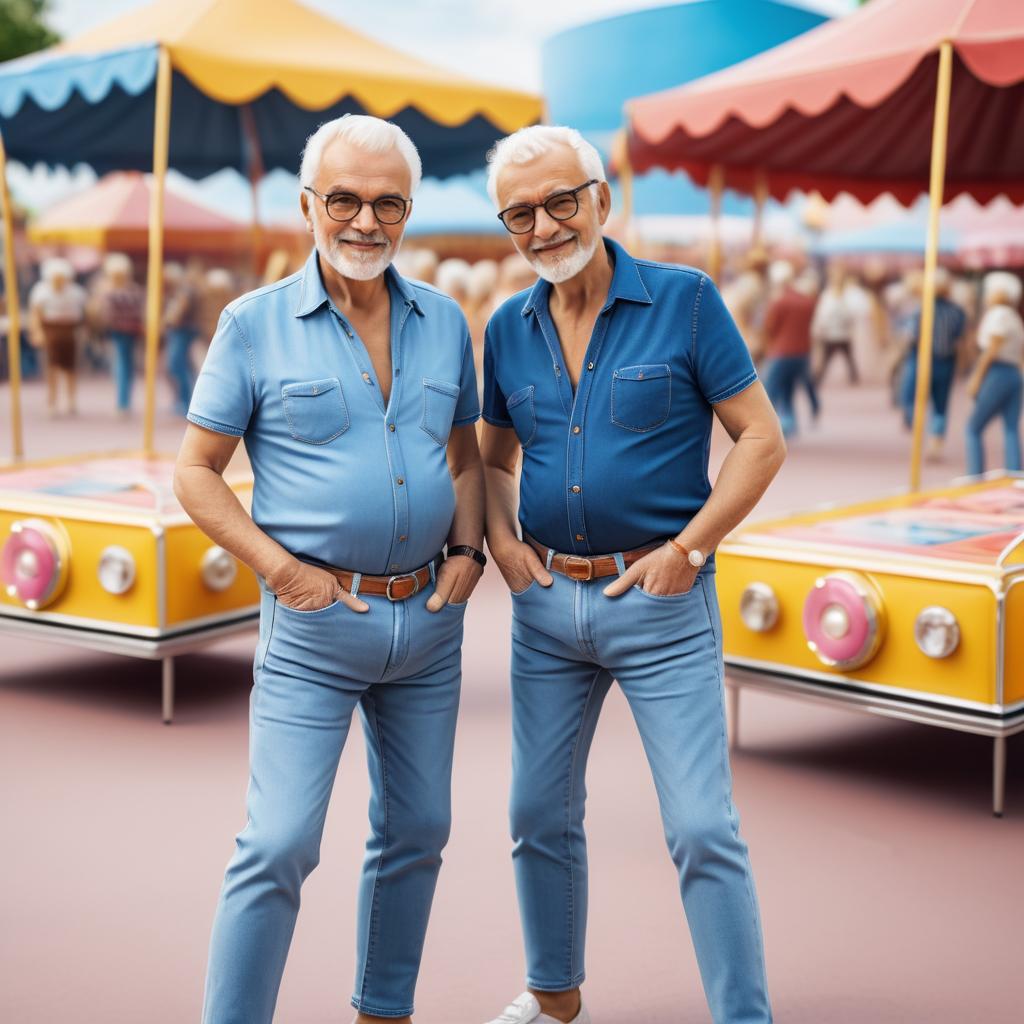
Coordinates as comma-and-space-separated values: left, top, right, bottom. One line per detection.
482, 238, 757, 565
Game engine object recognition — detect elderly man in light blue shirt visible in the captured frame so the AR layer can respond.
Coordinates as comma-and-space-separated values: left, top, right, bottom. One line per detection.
174, 114, 486, 1024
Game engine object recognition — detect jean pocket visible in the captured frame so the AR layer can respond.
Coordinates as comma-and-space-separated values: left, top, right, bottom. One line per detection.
506, 385, 537, 448
611, 363, 671, 431
281, 377, 349, 444
421, 378, 460, 445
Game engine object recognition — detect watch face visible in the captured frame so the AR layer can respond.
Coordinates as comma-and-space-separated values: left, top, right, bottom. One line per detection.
688, 549, 706, 568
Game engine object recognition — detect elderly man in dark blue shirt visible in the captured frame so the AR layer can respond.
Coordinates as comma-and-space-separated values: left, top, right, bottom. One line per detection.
480, 126, 785, 1024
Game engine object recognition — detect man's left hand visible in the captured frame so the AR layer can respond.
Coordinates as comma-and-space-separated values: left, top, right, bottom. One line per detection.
602, 543, 698, 598
426, 554, 484, 611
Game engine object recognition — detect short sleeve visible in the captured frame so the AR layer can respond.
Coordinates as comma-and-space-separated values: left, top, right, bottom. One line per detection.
453, 329, 481, 426
692, 274, 758, 404
979, 307, 1013, 350
482, 322, 513, 426
186, 309, 255, 437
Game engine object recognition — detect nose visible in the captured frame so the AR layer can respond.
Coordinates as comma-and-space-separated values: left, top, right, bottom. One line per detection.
532, 206, 562, 240
350, 201, 378, 234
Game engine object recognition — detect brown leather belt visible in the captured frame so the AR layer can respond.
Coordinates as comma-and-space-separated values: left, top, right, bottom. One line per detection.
526, 536, 662, 581
322, 554, 442, 601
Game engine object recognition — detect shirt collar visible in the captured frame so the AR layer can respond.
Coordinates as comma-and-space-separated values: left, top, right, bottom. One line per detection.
520, 236, 653, 318
294, 249, 424, 318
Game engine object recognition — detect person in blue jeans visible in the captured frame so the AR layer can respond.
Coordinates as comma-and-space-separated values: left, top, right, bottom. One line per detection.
97, 252, 144, 414
174, 115, 485, 1024
163, 261, 201, 415
480, 126, 785, 1024
899, 268, 967, 461
965, 271, 1024, 476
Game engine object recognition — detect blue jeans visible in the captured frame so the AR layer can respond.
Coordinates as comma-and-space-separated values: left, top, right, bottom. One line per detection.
764, 354, 809, 437
165, 326, 197, 414
965, 361, 1023, 476
509, 563, 772, 1024
900, 353, 957, 437
202, 575, 465, 1022
109, 331, 136, 411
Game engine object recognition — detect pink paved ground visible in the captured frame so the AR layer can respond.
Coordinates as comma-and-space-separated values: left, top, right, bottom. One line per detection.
1, 370, 1020, 1023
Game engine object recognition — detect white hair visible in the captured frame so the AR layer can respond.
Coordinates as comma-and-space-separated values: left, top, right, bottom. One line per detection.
103, 252, 132, 278
41, 257, 73, 283
300, 114, 422, 193
435, 258, 472, 299
768, 260, 794, 288
983, 271, 1022, 308
486, 125, 606, 204
467, 259, 499, 303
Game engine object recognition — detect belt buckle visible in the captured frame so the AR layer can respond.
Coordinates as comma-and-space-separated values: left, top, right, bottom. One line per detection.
563, 555, 594, 581
386, 572, 421, 602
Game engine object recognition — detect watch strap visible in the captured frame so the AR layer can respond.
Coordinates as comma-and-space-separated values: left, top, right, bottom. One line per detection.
447, 544, 487, 568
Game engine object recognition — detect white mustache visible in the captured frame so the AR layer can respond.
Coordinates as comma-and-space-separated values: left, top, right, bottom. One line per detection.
531, 233, 576, 254
335, 232, 389, 246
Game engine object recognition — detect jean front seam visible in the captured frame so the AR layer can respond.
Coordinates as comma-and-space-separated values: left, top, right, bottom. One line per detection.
357, 695, 391, 1007
564, 667, 604, 986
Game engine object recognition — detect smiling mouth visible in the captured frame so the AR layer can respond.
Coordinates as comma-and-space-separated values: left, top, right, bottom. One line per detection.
342, 239, 385, 250
533, 237, 575, 255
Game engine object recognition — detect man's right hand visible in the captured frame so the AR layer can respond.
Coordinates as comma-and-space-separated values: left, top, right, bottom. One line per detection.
488, 538, 554, 595
268, 559, 369, 614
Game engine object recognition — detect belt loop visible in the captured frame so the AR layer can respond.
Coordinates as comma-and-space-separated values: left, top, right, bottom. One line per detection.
545, 547, 554, 570
612, 551, 627, 576
429, 559, 437, 584
349, 571, 362, 598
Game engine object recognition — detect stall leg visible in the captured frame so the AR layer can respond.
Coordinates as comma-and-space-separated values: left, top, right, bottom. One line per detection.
727, 682, 740, 751
993, 735, 1006, 818
162, 656, 174, 725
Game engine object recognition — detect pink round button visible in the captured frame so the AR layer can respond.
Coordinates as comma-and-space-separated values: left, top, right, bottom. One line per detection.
803, 573, 882, 669
1, 520, 66, 609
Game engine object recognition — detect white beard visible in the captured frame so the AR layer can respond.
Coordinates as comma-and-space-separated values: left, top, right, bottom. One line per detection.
315, 222, 398, 282
526, 232, 598, 284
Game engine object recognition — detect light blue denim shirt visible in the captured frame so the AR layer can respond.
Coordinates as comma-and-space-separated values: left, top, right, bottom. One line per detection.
187, 250, 480, 575
483, 238, 757, 565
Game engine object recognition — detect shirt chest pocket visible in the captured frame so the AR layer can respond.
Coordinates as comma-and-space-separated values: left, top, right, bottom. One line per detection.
506, 385, 537, 449
611, 363, 671, 432
421, 378, 461, 446
281, 377, 350, 444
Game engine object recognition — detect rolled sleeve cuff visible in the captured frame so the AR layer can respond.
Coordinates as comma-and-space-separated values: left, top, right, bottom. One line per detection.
481, 412, 514, 428
707, 370, 758, 405
186, 412, 247, 437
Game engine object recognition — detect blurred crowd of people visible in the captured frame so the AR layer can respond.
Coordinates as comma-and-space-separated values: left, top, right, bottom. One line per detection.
720, 252, 1024, 477
4, 236, 1022, 481
4, 253, 243, 418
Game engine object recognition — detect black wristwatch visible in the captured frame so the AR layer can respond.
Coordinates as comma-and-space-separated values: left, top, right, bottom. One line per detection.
447, 544, 487, 568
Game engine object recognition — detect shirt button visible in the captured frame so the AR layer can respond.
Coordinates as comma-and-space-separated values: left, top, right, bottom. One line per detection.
397, 477, 404, 485
587, 362, 594, 371
388, 423, 396, 431
572, 426, 581, 435
390, 564, 399, 571
399, 535, 407, 541
362, 372, 371, 383
571, 485, 581, 494
576, 533, 584, 541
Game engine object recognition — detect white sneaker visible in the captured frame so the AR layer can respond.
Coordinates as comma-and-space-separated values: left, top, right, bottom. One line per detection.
484, 991, 590, 1024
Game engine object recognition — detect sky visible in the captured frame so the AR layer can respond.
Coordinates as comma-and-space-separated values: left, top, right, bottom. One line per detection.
48, 0, 858, 92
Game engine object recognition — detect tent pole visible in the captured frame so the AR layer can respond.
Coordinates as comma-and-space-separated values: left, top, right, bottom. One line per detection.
708, 164, 725, 284
910, 40, 954, 492
143, 46, 172, 456
612, 128, 636, 251
240, 104, 264, 278
752, 170, 768, 251
0, 129, 23, 462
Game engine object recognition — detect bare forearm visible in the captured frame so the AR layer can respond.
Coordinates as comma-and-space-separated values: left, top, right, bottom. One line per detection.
173, 465, 297, 585
483, 463, 520, 550
447, 460, 485, 550
677, 434, 785, 554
